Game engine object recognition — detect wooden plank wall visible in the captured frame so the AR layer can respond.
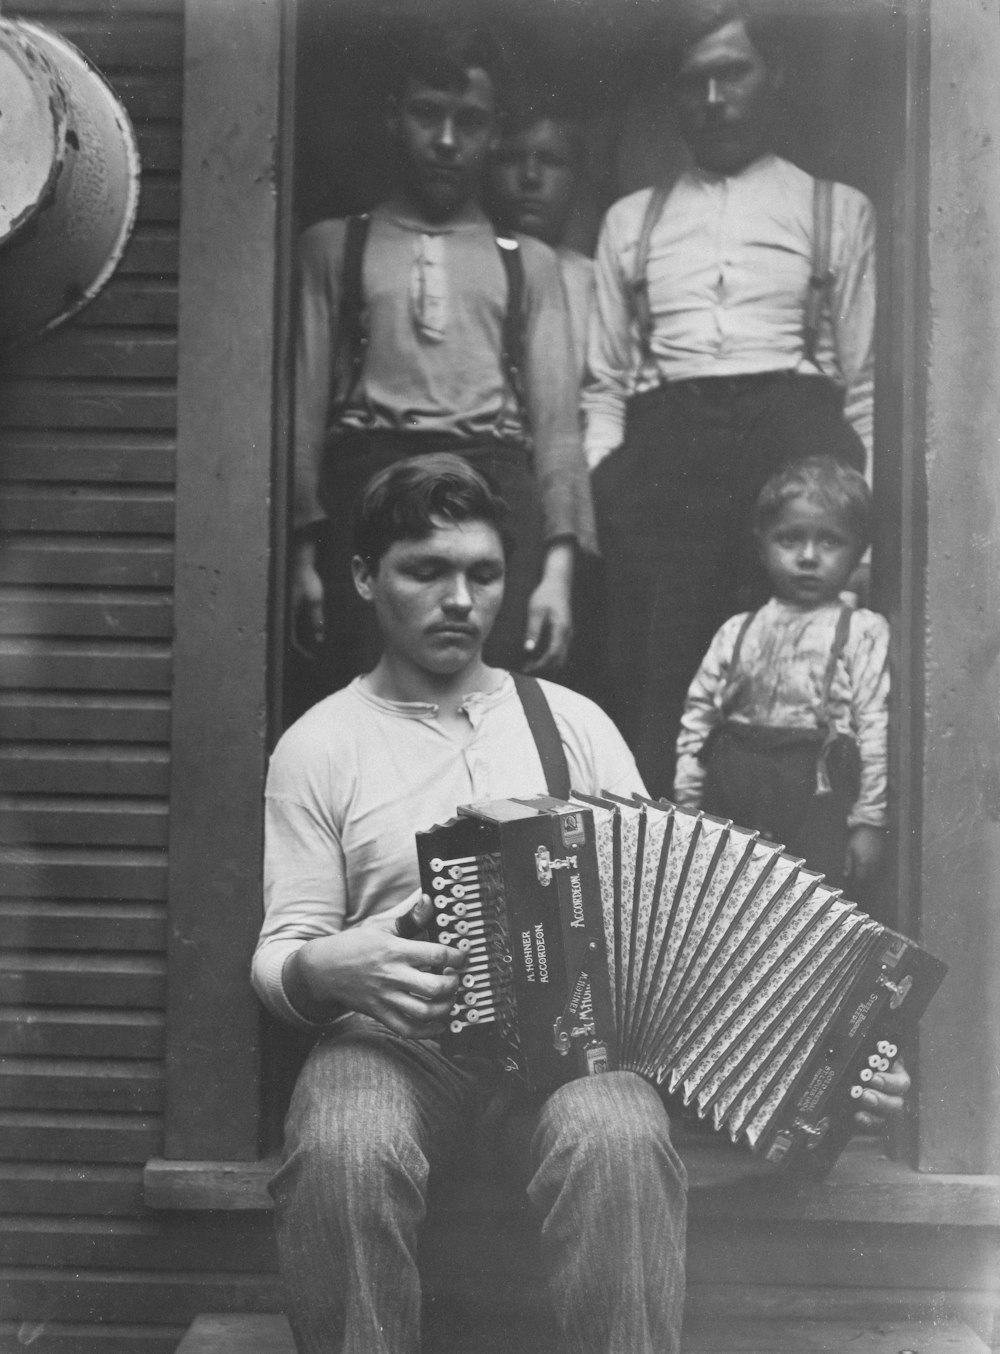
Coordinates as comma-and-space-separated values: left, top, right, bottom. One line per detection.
0, 4, 281, 1350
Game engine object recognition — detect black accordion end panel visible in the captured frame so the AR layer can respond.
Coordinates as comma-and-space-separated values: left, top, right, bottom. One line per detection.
415, 795, 947, 1177
416, 797, 617, 1090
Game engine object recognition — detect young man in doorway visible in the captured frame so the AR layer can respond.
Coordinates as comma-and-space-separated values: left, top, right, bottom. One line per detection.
254, 454, 908, 1354
490, 102, 593, 375
292, 21, 594, 694
584, 0, 875, 796
489, 100, 609, 703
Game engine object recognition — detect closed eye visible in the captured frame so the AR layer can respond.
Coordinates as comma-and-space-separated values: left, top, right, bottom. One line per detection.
470, 565, 504, 585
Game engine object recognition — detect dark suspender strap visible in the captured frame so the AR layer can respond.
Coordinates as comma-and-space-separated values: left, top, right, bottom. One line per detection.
512, 673, 571, 800
728, 610, 757, 675
814, 603, 853, 796
717, 609, 757, 719
819, 602, 853, 714
496, 234, 527, 419
336, 213, 372, 408
629, 175, 680, 364
803, 178, 834, 368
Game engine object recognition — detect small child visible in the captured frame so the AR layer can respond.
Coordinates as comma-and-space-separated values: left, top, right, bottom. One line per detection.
673, 456, 888, 892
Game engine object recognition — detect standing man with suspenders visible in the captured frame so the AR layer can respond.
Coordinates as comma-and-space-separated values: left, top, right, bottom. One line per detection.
292, 20, 595, 694
584, 0, 875, 797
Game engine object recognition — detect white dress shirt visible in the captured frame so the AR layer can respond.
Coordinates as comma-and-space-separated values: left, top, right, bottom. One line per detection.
584, 155, 875, 468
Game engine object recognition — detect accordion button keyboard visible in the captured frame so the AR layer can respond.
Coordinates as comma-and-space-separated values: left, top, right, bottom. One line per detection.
430, 852, 498, 1036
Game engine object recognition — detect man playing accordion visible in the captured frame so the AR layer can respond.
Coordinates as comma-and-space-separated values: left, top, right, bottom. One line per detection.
252, 455, 906, 1354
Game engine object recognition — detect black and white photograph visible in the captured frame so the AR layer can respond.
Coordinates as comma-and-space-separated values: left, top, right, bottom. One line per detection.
0, 1, 997, 1351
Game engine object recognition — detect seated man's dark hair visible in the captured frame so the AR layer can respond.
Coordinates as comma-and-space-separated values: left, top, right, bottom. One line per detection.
388, 16, 507, 103
353, 453, 512, 568
666, 0, 785, 73
754, 455, 873, 554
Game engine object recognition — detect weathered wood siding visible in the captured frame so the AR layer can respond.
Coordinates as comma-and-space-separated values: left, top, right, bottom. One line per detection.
0, 4, 280, 1349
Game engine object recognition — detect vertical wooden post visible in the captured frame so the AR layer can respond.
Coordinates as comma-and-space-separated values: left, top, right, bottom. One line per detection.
918, 0, 1000, 1173
164, 0, 289, 1160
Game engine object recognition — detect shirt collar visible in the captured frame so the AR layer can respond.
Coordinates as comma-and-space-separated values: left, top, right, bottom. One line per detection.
688, 151, 778, 188
374, 202, 491, 236
349, 672, 515, 720
768, 595, 845, 618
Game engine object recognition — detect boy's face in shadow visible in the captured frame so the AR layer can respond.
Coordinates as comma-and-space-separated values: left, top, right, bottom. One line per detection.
491, 117, 577, 247
758, 495, 861, 608
388, 68, 497, 223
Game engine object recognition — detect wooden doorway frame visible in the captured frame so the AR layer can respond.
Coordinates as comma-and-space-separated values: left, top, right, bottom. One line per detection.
154, 0, 999, 1180
160, 0, 295, 1162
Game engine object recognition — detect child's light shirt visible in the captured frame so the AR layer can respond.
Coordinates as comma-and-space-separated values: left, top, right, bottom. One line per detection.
674, 597, 889, 829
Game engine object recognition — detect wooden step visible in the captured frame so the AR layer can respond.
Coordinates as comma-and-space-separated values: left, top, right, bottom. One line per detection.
175, 1309, 992, 1354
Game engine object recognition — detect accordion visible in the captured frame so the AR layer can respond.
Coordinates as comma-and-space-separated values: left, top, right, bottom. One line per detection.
416, 793, 946, 1175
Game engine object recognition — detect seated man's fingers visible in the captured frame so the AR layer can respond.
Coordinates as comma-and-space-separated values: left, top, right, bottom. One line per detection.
403, 967, 463, 1004
393, 892, 433, 938
851, 1059, 910, 1129
407, 938, 469, 972
380, 990, 459, 1039
879, 1060, 911, 1096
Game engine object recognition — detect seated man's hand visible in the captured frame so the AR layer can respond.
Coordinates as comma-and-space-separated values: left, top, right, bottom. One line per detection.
851, 1058, 909, 1132
285, 897, 468, 1039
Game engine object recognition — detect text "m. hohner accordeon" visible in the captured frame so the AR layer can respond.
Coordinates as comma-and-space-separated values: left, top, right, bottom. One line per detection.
416, 795, 947, 1176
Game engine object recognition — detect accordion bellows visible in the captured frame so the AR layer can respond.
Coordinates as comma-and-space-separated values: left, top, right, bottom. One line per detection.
416, 794, 946, 1176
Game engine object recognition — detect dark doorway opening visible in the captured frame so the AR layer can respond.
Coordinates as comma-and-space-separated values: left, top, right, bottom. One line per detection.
266, 0, 916, 1150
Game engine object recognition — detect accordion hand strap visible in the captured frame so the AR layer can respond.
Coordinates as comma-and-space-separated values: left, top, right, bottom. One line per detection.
512, 673, 571, 799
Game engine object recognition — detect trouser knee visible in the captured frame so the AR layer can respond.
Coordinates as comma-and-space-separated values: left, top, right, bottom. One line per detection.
530, 1071, 687, 1205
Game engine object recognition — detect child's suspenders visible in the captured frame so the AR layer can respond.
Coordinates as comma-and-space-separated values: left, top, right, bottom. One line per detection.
722, 603, 854, 796
629, 174, 836, 367
334, 214, 528, 419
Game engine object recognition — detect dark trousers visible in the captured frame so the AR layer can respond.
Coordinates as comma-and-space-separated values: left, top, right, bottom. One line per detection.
591, 375, 866, 798
314, 430, 545, 695
702, 724, 861, 888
